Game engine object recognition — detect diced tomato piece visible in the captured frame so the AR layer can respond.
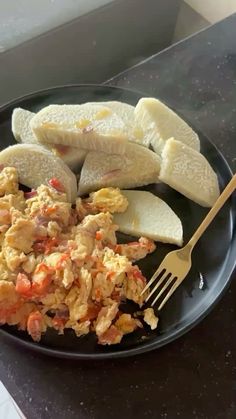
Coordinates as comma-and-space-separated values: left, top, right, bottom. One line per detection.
128, 267, 146, 283
27, 311, 43, 342
31, 263, 53, 296
16, 267, 52, 299
80, 303, 101, 322
133, 270, 146, 282
32, 276, 52, 295
98, 325, 122, 345
52, 316, 66, 331
95, 231, 102, 241
48, 178, 65, 193
24, 190, 37, 199
15, 273, 32, 297
32, 263, 53, 295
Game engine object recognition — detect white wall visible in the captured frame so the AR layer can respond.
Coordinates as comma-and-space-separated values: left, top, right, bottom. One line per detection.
185, 0, 236, 23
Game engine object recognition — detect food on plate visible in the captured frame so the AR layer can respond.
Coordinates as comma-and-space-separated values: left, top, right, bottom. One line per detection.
78, 142, 161, 196
113, 190, 183, 246
0, 144, 77, 203
88, 188, 129, 213
30, 104, 128, 155
12, 108, 88, 170
50, 145, 87, 171
0, 168, 159, 344
159, 138, 220, 207
12, 108, 37, 144
134, 97, 200, 155
0, 95, 221, 348
88, 101, 151, 147
143, 308, 159, 330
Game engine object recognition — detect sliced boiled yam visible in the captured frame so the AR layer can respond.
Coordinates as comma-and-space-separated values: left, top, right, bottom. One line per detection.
11, 107, 87, 170
30, 104, 128, 155
12, 108, 37, 144
0, 144, 77, 202
134, 98, 200, 155
159, 138, 220, 207
50, 145, 87, 171
78, 142, 161, 196
88, 101, 151, 147
88, 101, 135, 125
113, 190, 183, 246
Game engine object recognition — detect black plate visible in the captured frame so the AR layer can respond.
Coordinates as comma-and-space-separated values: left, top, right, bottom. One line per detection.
0, 84, 235, 359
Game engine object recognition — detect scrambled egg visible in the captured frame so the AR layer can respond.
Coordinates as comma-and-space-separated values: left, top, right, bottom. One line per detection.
0, 167, 18, 196
143, 308, 159, 330
0, 168, 158, 344
89, 188, 128, 213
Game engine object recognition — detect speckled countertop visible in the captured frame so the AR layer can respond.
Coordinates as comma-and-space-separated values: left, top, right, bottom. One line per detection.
0, 13, 236, 419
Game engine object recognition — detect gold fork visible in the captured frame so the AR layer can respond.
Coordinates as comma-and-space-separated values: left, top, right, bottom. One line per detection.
141, 174, 236, 310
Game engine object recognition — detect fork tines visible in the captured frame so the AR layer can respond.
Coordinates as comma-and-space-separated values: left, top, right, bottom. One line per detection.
142, 268, 178, 310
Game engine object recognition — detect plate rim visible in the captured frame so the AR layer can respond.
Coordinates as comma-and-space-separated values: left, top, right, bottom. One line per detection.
0, 83, 235, 360
0, 83, 147, 113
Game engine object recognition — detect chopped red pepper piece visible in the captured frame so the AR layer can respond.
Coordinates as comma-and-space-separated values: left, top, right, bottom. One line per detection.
48, 178, 65, 193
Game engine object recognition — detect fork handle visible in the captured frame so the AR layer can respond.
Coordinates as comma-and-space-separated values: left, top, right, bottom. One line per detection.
188, 173, 236, 249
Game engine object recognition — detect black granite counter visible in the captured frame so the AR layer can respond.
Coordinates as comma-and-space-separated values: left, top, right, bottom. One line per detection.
0, 14, 236, 419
